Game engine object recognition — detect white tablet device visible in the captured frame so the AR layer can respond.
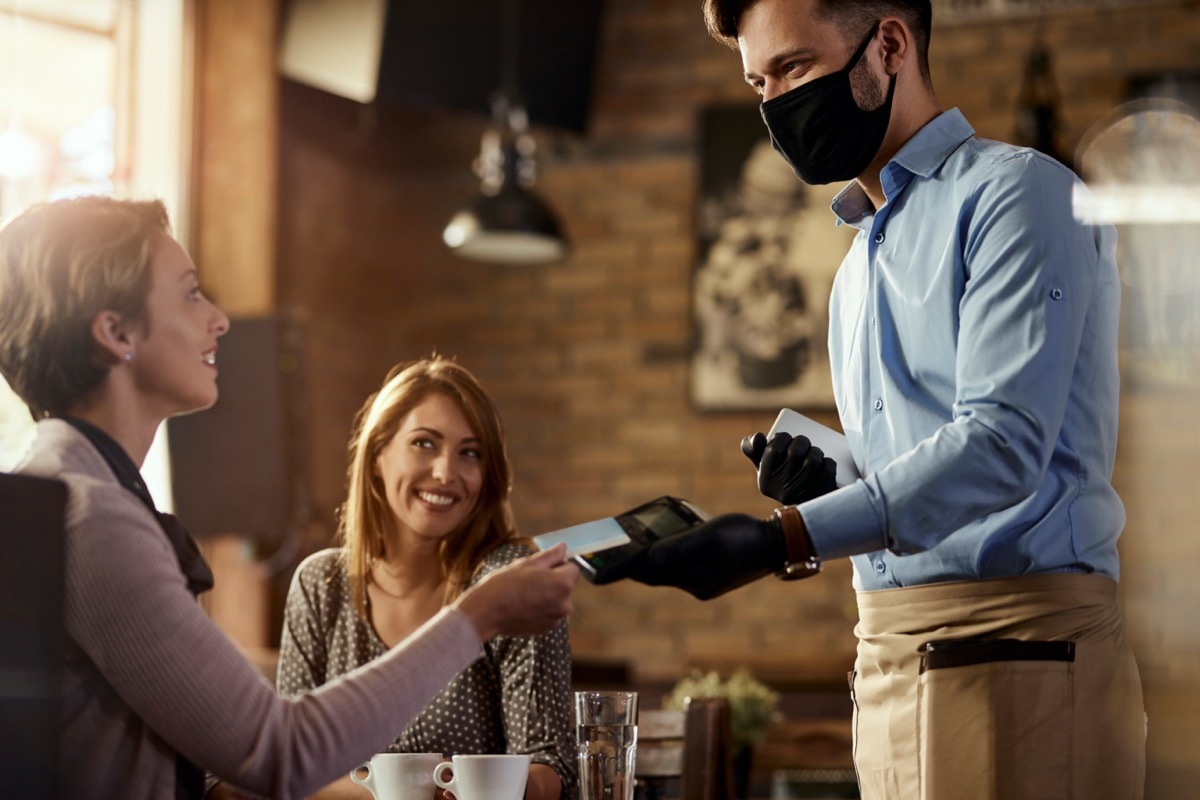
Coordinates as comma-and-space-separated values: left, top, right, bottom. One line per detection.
766, 408, 861, 487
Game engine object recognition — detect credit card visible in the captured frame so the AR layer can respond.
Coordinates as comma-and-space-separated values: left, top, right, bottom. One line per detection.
533, 517, 632, 558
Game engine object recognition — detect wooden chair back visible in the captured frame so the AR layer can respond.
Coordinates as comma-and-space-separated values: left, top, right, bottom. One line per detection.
636, 697, 734, 800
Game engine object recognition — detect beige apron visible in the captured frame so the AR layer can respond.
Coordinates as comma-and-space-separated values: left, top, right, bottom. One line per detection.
851, 573, 1145, 800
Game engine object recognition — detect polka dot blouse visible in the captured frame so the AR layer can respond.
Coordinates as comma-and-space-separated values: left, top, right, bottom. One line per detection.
276, 541, 577, 791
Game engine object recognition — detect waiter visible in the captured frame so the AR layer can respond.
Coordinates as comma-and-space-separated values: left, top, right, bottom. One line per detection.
626, 1, 1146, 798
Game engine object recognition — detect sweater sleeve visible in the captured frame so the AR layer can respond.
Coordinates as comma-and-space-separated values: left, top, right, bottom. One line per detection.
479, 545, 578, 791
65, 483, 482, 800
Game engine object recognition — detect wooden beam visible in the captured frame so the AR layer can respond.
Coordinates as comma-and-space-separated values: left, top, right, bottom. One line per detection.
190, 0, 279, 316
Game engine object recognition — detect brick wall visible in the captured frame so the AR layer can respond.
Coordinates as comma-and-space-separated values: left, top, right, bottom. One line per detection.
277, 1, 1200, 794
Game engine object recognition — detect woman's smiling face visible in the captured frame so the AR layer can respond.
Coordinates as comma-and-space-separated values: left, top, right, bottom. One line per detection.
373, 391, 484, 549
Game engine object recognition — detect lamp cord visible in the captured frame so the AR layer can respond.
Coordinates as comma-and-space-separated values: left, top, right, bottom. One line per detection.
500, 0, 520, 110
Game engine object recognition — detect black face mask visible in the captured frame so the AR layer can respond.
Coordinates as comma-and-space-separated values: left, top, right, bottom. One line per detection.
760, 22, 896, 185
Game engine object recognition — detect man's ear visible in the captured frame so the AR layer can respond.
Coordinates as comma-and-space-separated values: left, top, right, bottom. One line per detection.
90, 310, 132, 365
879, 17, 910, 76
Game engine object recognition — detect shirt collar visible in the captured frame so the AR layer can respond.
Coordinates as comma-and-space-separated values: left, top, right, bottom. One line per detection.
831, 108, 976, 227
61, 416, 214, 597
890, 107, 975, 178
62, 415, 153, 506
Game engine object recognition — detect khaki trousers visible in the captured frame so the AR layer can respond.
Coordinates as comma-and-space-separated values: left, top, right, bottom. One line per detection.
850, 573, 1145, 800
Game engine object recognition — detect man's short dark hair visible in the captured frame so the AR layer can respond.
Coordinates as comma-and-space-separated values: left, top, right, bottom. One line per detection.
703, 0, 933, 84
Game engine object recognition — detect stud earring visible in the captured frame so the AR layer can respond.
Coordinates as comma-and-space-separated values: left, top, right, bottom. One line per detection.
123, 352, 133, 362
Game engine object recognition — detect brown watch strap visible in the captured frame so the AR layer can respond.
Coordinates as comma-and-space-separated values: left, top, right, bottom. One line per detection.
773, 505, 821, 581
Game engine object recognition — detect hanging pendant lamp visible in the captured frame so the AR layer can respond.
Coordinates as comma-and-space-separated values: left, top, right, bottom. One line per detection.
442, 98, 567, 265
442, 0, 567, 265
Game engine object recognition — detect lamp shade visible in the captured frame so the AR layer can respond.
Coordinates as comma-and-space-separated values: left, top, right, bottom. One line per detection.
443, 181, 567, 265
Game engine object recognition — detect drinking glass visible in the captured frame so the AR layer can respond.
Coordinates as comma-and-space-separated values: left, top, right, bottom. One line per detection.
575, 690, 638, 800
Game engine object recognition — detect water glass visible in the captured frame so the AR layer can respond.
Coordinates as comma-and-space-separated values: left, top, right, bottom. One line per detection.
575, 690, 638, 800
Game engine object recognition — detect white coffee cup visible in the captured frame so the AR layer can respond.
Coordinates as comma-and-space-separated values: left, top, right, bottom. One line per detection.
432, 754, 532, 800
351, 752, 444, 800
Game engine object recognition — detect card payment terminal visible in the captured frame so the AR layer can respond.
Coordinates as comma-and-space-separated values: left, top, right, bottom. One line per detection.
534, 495, 710, 585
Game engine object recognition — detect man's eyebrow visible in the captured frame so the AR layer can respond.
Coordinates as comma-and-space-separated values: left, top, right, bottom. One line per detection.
744, 46, 816, 82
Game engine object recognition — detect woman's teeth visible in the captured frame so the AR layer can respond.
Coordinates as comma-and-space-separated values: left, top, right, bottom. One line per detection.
418, 491, 453, 506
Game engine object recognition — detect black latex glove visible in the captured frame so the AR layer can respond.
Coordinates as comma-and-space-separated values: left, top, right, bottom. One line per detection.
622, 512, 787, 600
740, 431, 838, 506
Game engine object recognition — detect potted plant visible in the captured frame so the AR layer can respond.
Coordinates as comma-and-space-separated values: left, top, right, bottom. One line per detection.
662, 668, 781, 799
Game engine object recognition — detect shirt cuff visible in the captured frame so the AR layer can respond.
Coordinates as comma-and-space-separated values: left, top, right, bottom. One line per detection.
797, 480, 886, 561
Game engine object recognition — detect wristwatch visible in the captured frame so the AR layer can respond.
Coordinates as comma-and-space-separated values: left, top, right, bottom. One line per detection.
773, 505, 821, 581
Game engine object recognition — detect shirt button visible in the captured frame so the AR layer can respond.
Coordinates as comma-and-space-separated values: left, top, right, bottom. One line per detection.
875, 560, 887, 574
874, 397, 883, 411
1050, 288, 1064, 300
874, 232, 885, 244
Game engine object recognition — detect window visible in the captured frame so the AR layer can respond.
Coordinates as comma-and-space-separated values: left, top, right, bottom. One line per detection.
0, 0, 189, 509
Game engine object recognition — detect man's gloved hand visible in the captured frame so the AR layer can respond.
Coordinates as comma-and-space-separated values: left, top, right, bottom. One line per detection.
622, 513, 787, 600
740, 431, 837, 506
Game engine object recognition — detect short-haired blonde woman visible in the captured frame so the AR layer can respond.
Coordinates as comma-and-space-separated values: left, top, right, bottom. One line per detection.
0, 196, 578, 800
277, 357, 576, 800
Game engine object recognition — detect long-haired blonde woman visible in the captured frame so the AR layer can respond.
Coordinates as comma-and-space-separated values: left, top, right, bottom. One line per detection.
277, 357, 576, 800
0, 196, 578, 800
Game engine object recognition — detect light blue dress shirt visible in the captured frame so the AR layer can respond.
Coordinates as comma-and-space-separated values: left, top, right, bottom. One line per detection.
797, 109, 1125, 591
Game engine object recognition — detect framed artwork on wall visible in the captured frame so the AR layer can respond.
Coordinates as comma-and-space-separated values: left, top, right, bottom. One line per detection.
690, 105, 856, 411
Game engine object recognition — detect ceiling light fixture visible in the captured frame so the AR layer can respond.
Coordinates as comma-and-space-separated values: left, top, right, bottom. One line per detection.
442, 0, 567, 265
442, 97, 567, 264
